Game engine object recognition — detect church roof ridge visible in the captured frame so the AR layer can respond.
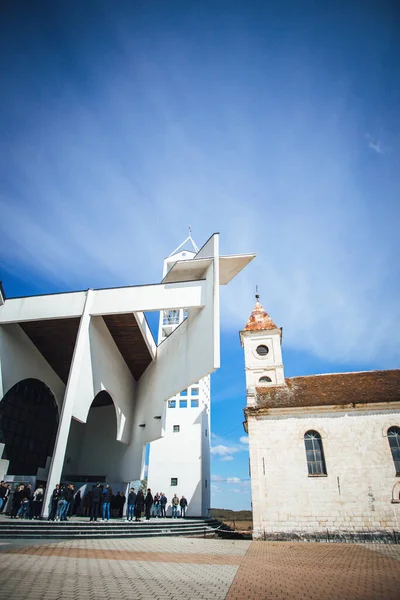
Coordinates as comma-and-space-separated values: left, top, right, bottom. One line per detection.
283, 368, 400, 381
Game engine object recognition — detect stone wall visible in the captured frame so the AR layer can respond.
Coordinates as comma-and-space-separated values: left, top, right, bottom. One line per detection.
248, 407, 400, 539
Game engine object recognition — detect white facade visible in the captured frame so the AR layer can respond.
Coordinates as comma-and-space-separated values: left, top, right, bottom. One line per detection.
0, 233, 255, 517
247, 407, 400, 538
147, 237, 211, 516
241, 298, 400, 539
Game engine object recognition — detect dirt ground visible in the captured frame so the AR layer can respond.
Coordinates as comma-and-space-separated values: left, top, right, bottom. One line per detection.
223, 520, 253, 532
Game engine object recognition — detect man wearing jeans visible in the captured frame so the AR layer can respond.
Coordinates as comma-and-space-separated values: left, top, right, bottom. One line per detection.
171, 494, 179, 518
127, 488, 136, 521
102, 484, 112, 521
179, 495, 188, 518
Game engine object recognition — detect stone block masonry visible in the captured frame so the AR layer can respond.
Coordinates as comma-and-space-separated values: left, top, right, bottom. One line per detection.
248, 409, 400, 539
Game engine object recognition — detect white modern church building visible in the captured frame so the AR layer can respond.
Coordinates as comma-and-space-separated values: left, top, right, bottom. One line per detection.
0, 233, 254, 517
147, 235, 211, 516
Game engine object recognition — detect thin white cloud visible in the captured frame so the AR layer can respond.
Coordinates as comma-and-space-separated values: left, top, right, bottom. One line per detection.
239, 436, 249, 445
211, 437, 249, 462
211, 475, 243, 484
366, 133, 383, 154
210, 444, 239, 457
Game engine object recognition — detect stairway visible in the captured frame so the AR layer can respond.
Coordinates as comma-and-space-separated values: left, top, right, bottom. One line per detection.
0, 517, 221, 540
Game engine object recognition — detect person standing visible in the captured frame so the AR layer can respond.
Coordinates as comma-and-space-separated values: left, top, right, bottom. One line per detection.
0, 481, 6, 513
171, 493, 179, 518
55, 484, 68, 521
102, 484, 112, 521
152, 492, 160, 517
10, 484, 24, 518
0, 483, 10, 514
127, 487, 136, 521
90, 483, 102, 522
61, 484, 74, 520
32, 485, 44, 519
160, 493, 167, 518
48, 484, 60, 521
179, 495, 188, 518
144, 488, 153, 520
135, 490, 144, 522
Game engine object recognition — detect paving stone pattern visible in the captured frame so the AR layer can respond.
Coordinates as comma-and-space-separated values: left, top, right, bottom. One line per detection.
0, 537, 399, 600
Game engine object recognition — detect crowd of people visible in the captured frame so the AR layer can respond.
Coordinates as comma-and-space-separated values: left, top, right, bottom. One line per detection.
0, 480, 189, 522
0, 481, 44, 519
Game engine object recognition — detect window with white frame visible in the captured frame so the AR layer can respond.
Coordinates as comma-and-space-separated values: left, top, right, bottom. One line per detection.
304, 430, 327, 475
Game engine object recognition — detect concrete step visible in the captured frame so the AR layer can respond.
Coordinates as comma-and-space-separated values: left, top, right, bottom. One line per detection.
0, 517, 220, 539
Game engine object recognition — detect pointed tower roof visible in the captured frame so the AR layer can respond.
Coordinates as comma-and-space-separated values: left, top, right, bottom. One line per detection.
168, 227, 199, 257
244, 294, 278, 331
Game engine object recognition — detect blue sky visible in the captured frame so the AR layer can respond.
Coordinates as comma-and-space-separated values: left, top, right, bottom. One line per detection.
1, 1, 399, 510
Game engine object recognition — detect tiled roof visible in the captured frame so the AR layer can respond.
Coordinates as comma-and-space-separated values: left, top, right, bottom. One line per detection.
243, 297, 278, 331
252, 369, 400, 410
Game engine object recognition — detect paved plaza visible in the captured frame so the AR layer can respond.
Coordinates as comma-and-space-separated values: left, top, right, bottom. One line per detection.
0, 536, 399, 599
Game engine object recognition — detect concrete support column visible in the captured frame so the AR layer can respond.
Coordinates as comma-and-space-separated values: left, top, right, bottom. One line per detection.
42, 290, 93, 517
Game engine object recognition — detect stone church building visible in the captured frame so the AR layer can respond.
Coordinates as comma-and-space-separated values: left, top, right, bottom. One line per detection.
241, 297, 400, 540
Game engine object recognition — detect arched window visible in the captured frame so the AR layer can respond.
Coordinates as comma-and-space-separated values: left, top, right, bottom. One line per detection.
304, 430, 327, 476
259, 376, 272, 384
388, 427, 400, 476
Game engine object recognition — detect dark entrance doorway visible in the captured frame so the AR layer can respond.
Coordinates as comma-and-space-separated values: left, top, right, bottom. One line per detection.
0, 378, 59, 475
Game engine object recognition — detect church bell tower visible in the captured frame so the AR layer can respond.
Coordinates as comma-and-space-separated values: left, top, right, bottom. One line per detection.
240, 294, 284, 406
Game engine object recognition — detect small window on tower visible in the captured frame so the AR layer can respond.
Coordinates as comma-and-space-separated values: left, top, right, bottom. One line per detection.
173, 425, 180, 433
191, 387, 199, 396
171, 478, 178, 486
259, 376, 272, 384
191, 399, 199, 408
179, 399, 187, 408
168, 400, 176, 408
180, 389, 188, 396
256, 345, 269, 357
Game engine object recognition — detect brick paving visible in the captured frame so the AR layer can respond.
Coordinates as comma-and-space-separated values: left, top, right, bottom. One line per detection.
0, 537, 399, 599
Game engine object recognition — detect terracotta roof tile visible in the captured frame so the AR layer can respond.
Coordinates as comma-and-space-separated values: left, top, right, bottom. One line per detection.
251, 369, 400, 411
243, 298, 278, 331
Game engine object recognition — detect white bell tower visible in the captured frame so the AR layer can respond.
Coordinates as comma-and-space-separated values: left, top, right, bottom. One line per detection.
240, 293, 284, 406
147, 232, 211, 517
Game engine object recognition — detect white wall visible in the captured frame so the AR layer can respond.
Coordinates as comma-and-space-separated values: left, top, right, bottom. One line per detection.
248, 408, 400, 538
0, 323, 65, 409
147, 399, 203, 515
135, 258, 220, 445
64, 405, 131, 482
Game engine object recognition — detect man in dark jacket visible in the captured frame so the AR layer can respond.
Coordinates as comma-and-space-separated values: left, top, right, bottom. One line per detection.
90, 483, 102, 522
61, 484, 74, 521
102, 484, 112, 521
135, 490, 144, 521
144, 489, 153, 520
160, 493, 167, 518
127, 488, 136, 521
179, 495, 188, 518
11, 484, 24, 518
48, 484, 60, 521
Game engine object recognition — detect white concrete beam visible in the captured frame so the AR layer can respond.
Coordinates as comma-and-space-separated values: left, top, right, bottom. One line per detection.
90, 280, 205, 316
0, 292, 86, 324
